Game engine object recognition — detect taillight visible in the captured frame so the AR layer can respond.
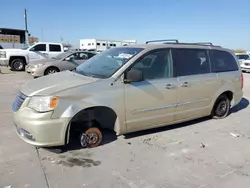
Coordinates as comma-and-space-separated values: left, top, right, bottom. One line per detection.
241, 73, 244, 89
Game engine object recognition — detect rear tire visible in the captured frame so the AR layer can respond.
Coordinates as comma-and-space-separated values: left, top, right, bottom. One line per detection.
80, 127, 103, 148
44, 67, 59, 75
211, 95, 230, 119
11, 59, 25, 71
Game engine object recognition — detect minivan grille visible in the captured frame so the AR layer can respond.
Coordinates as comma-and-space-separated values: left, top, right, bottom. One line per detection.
12, 92, 27, 112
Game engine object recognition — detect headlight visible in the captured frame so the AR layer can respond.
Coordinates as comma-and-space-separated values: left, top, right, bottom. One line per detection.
33, 63, 45, 68
0, 51, 6, 58
28, 96, 59, 112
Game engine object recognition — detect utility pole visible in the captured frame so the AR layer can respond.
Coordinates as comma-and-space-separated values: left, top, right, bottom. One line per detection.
24, 9, 29, 47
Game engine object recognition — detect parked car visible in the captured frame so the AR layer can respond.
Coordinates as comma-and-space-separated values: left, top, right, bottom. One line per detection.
12, 40, 243, 149
235, 53, 250, 65
0, 42, 65, 71
26, 51, 96, 77
240, 58, 250, 73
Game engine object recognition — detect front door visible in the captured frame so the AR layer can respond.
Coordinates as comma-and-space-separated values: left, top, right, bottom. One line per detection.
60, 52, 80, 71
125, 49, 178, 132
74, 52, 90, 65
28, 43, 48, 61
172, 48, 219, 121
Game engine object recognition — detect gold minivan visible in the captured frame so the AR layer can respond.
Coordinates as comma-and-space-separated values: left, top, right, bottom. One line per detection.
12, 40, 243, 148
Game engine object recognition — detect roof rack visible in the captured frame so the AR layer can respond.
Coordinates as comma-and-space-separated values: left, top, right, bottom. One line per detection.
181, 42, 222, 47
145, 39, 179, 44
145, 39, 221, 47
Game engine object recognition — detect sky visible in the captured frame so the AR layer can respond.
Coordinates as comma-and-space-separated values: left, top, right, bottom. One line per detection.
0, 0, 249, 50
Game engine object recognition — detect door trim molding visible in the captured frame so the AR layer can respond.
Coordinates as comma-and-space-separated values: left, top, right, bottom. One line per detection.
132, 103, 177, 114
132, 98, 211, 114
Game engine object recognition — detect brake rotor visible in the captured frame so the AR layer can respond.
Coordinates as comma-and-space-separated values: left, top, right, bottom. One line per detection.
85, 127, 103, 148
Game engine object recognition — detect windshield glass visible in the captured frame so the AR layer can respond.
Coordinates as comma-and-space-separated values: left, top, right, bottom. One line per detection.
237, 54, 250, 60
52, 51, 73, 60
75, 47, 144, 78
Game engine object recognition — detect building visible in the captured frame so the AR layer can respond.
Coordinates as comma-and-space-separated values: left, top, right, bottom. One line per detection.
79, 39, 137, 51
0, 28, 38, 48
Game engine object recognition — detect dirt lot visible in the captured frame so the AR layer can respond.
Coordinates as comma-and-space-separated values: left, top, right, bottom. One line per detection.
0, 71, 250, 188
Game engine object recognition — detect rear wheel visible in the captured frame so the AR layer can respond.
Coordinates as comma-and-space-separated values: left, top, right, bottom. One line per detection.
11, 59, 25, 71
211, 95, 230, 119
44, 67, 59, 75
80, 127, 103, 148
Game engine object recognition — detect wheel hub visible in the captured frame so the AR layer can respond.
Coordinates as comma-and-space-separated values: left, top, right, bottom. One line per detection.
87, 133, 99, 145
216, 101, 227, 116
48, 69, 56, 74
80, 132, 100, 148
14, 61, 23, 70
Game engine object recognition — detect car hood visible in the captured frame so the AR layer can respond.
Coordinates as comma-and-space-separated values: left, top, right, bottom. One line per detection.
0, 48, 26, 52
21, 71, 99, 96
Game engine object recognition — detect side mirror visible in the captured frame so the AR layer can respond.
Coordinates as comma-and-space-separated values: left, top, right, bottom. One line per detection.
124, 69, 143, 83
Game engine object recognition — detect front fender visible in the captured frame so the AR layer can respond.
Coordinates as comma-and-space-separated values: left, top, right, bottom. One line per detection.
51, 98, 125, 135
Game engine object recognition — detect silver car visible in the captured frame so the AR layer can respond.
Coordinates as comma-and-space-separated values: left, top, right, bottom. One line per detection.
26, 51, 96, 77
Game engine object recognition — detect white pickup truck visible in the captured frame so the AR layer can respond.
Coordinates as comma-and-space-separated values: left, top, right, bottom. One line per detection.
0, 42, 65, 71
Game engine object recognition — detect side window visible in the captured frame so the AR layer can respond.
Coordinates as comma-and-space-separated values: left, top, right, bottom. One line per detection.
77, 52, 88, 60
210, 50, 238, 72
67, 53, 78, 60
49, 44, 61, 52
30, 44, 46, 51
172, 49, 210, 77
131, 49, 173, 80
87, 53, 96, 58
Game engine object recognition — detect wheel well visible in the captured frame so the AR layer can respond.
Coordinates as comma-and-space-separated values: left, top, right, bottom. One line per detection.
220, 91, 233, 101
9, 56, 27, 66
65, 106, 117, 144
44, 66, 60, 75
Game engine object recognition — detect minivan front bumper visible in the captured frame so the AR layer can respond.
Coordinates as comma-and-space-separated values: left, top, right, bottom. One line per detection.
13, 107, 71, 147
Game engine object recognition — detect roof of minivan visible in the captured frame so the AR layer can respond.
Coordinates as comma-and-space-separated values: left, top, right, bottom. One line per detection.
124, 43, 227, 51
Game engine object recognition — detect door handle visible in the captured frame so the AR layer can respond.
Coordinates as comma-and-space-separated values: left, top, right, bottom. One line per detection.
165, 84, 176, 89
181, 82, 189, 87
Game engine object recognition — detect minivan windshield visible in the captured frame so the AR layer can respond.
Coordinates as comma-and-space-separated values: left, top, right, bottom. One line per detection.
75, 47, 143, 78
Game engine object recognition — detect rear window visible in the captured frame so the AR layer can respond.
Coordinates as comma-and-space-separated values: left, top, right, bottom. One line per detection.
0, 45, 3, 49
210, 50, 238, 72
49, 44, 61, 52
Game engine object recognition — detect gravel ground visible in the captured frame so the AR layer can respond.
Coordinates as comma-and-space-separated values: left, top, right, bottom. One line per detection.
0, 70, 250, 188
